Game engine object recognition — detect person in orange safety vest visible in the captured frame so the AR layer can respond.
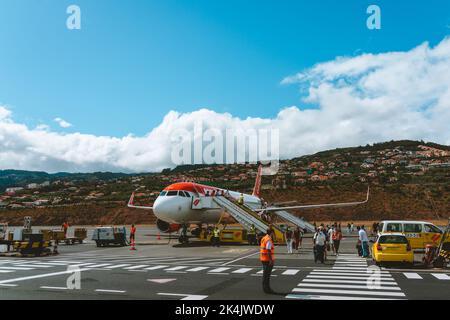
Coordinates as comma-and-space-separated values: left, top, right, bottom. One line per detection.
260, 228, 275, 294
130, 224, 136, 244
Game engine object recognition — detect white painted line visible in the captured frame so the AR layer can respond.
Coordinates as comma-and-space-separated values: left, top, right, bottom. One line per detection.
0, 267, 34, 271
14, 264, 52, 268
432, 273, 450, 280
124, 265, 149, 270
0, 268, 91, 285
157, 293, 208, 300
84, 264, 111, 268
104, 264, 131, 269
165, 266, 188, 271
306, 275, 396, 281
0, 270, 14, 273
310, 272, 393, 278
186, 267, 210, 272
292, 288, 405, 297
221, 251, 259, 266
95, 289, 126, 294
303, 279, 398, 285
232, 268, 253, 274
282, 269, 300, 276
332, 267, 380, 271
298, 283, 401, 291
209, 273, 229, 275
403, 272, 423, 280
40, 286, 68, 290
286, 294, 402, 301
327, 268, 389, 274
0, 284, 18, 287
145, 265, 169, 271
208, 267, 230, 273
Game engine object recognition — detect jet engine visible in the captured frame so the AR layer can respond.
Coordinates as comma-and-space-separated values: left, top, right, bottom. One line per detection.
156, 219, 181, 233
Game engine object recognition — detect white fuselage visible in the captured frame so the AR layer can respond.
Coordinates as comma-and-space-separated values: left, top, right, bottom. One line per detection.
153, 187, 261, 225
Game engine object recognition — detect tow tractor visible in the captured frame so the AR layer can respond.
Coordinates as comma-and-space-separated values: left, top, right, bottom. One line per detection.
423, 218, 450, 268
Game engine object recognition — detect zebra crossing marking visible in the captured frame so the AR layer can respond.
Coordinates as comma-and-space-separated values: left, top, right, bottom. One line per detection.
403, 273, 423, 280
431, 273, 450, 280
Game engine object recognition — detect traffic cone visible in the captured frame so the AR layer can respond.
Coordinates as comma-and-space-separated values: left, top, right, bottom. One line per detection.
130, 239, 136, 251
157, 232, 161, 240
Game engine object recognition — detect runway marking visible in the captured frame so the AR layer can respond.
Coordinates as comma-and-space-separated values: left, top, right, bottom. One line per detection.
157, 293, 208, 300
208, 267, 230, 273
0, 267, 34, 271
0, 284, 18, 287
14, 264, 52, 268
186, 267, 210, 272
124, 265, 149, 270
310, 272, 393, 278
403, 272, 423, 280
282, 269, 300, 276
232, 268, 253, 274
306, 275, 396, 281
0, 268, 91, 285
297, 283, 401, 291
104, 264, 131, 269
145, 265, 169, 270
95, 289, 126, 294
84, 264, 111, 268
147, 278, 176, 284
328, 268, 390, 274
303, 279, 398, 285
221, 250, 259, 266
165, 266, 188, 271
431, 273, 450, 280
0, 270, 14, 273
292, 288, 405, 297
286, 294, 401, 300
40, 286, 69, 290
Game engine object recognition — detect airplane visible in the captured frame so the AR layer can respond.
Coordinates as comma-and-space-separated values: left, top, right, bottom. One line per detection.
128, 165, 370, 243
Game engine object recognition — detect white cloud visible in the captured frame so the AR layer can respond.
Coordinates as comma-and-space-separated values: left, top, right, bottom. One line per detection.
54, 117, 72, 128
1, 37, 450, 173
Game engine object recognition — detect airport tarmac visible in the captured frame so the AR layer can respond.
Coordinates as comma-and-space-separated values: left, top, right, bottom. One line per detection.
0, 226, 449, 300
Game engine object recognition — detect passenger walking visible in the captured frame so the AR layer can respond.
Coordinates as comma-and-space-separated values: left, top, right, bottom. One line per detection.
62, 221, 69, 237
328, 226, 335, 254
347, 223, 351, 234
313, 227, 327, 264
293, 227, 300, 252
359, 225, 370, 257
351, 222, 355, 234
285, 227, 293, 254
130, 224, 136, 244
260, 229, 275, 294
332, 227, 343, 256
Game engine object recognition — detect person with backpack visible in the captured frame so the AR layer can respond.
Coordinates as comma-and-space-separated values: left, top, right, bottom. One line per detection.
332, 227, 343, 256
313, 226, 326, 263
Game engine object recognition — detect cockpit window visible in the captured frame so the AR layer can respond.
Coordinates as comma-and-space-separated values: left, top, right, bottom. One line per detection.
166, 191, 178, 196
159, 191, 167, 197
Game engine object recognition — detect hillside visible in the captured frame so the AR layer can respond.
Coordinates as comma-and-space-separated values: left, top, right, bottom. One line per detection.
0, 140, 449, 225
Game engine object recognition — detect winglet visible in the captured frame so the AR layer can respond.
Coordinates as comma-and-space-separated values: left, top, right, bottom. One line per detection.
252, 165, 263, 198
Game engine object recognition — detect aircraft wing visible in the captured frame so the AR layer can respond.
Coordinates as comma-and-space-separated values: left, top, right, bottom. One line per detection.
258, 186, 370, 212
127, 192, 153, 210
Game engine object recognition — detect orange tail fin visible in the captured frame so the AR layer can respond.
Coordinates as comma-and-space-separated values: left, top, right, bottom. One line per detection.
252, 165, 262, 198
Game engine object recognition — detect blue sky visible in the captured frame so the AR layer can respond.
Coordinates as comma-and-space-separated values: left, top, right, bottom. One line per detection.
0, 0, 449, 137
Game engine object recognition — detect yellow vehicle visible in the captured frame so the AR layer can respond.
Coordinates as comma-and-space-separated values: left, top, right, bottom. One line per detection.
377, 220, 449, 250
372, 233, 414, 266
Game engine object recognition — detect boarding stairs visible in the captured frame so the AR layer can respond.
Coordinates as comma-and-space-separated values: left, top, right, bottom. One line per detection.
272, 210, 316, 233
212, 196, 285, 243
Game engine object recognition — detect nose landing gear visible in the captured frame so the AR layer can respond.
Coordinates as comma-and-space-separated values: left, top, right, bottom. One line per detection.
178, 224, 189, 244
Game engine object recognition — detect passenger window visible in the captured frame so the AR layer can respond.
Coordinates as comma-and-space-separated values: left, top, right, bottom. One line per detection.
386, 223, 402, 232
404, 224, 422, 233
424, 224, 442, 234
159, 191, 167, 196
166, 191, 178, 196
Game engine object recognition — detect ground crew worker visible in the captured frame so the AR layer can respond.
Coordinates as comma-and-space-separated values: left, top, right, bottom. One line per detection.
247, 224, 257, 245
212, 226, 220, 247
130, 224, 136, 244
260, 228, 275, 294
62, 221, 69, 237
238, 193, 244, 205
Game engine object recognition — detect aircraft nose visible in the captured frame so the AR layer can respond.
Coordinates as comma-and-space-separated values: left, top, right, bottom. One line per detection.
153, 197, 176, 222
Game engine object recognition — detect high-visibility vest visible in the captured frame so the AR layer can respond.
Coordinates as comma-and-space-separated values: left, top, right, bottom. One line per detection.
249, 226, 256, 235
260, 235, 275, 262
131, 227, 136, 234
213, 229, 220, 237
